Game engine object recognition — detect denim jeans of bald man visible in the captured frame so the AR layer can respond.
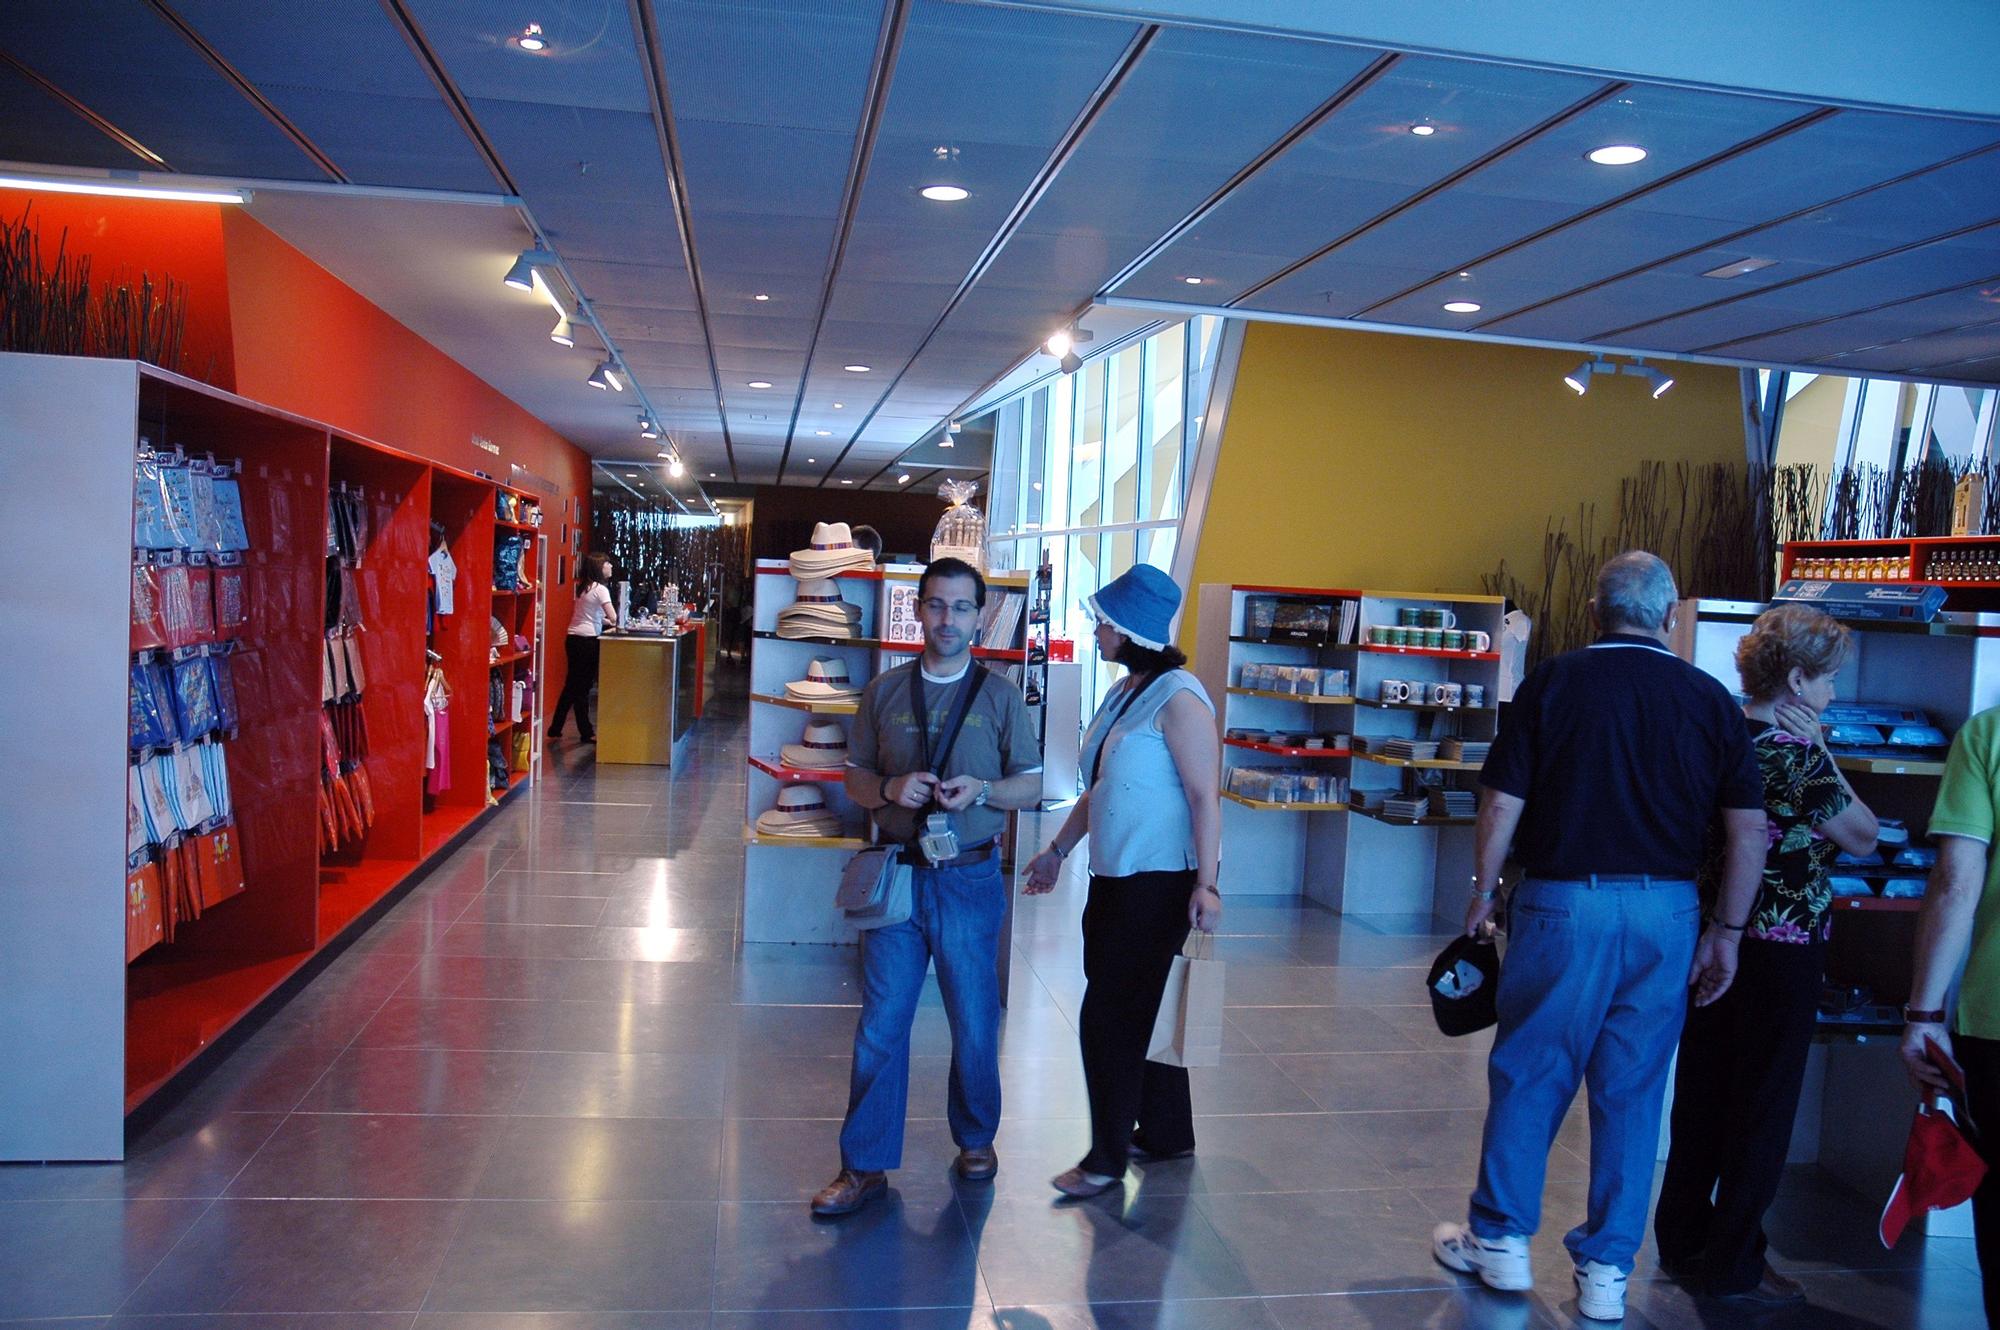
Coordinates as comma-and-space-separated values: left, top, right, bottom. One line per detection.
1468, 875, 1702, 1274
839, 846, 1006, 1172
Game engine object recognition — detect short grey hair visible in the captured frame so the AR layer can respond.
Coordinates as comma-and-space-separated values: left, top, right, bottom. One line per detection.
1595, 550, 1678, 631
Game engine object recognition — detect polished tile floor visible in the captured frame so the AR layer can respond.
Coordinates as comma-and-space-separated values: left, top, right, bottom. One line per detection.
0, 684, 1982, 1327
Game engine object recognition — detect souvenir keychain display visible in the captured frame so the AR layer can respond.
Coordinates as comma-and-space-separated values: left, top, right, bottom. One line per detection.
127, 441, 252, 960
321, 482, 376, 850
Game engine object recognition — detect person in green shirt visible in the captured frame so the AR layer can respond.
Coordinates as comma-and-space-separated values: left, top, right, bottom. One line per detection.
1903, 703, 2000, 1323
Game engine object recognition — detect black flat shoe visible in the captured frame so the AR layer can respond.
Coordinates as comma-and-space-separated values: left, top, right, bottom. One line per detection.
1128, 1141, 1195, 1162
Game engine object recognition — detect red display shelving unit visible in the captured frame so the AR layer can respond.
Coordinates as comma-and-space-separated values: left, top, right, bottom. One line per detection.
0, 353, 556, 1159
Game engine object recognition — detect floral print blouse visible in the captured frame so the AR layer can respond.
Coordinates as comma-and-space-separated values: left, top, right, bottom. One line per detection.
1704, 721, 1852, 944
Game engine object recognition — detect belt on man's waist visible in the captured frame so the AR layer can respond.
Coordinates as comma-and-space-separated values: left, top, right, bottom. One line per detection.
913, 837, 997, 869
1534, 873, 1694, 887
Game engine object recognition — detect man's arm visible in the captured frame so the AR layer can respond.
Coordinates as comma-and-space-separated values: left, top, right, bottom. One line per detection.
847, 765, 937, 811
1900, 835, 1989, 1089
1689, 806, 1765, 1007
1465, 788, 1526, 937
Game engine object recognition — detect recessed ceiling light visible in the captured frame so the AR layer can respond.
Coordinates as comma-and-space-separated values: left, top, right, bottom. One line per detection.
746, 380, 772, 389
625, 471, 637, 478
1182, 277, 1204, 286
515, 22, 547, 52
1700, 256, 1779, 280
815, 429, 831, 436
833, 401, 844, 409
843, 365, 870, 373
921, 185, 969, 202
1442, 301, 1482, 314
897, 474, 911, 485
1587, 144, 1648, 166
1409, 123, 1436, 137
840, 479, 854, 485
708, 472, 716, 478
752, 293, 770, 301
806, 458, 815, 464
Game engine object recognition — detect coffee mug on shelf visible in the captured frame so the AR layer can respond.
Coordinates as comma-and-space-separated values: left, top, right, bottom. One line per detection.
1464, 630, 1492, 652
1368, 625, 1391, 646
1434, 682, 1464, 707
1380, 679, 1411, 703
1408, 681, 1434, 705
1420, 608, 1458, 630
1442, 629, 1465, 650
1422, 628, 1444, 648
1465, 684, 1487, 708
1398, 607, 1422, 627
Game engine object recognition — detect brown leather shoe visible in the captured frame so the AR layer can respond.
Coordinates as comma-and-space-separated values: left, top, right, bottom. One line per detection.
954, 1145, 998, 1181
809, 1168, 886, 1217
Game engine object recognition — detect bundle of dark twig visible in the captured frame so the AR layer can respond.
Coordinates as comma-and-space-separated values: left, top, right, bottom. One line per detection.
0, 207, 93, 356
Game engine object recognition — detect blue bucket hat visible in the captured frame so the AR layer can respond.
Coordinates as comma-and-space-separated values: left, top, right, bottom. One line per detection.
1088, 564, 1182, 651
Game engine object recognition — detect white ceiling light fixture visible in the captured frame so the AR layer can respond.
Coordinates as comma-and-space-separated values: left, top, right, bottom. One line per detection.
1409, 123, 1436, 137
947, 418, 962, 435
833, 401, 844, 409
746, 380, 773, 389
1442, 300, 1482, 314
840, 479, 854, 485
515, 22, 548, 51
752, 293, 770, 301
0, 171, 249, 205
669, 457, 686, 478
921, 145, 968, 202
1182, 277, 1205, 286
897, 474, 911, 485
1563, 356, 1609, 395
1626, 359, 1676, 398
843, 364, 871, 373
1587, 144, 1648, 166
549, 314, 575, 347
815, 429, 831, 436
586, 360, 624, 391
503, 247, 555, 291
638, 413, 659, 439
1701, 256, 1779, 280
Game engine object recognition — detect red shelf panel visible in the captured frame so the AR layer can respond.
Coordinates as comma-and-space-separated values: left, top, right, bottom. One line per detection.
1830, 895, 1924, 913
1225, 738, 1352, 759
1360, 644, 1500, 661
318, 858, 422, 942
878, 641, 1027, 661
748, 755, 847, 782
126, 950, 316, 1109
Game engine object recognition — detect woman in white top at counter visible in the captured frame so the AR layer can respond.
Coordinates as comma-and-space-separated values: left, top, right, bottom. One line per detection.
548, 551, 618, 743
1023, 564, 1222, 1198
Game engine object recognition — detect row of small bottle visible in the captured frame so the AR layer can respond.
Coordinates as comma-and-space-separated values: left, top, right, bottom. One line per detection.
1925, 548, 2000, 583
1792, 555, 1913, 582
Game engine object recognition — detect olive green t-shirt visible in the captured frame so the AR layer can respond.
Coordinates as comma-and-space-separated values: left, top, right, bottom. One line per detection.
847, 660, 1042, 846
1928, 706, 2000, 1039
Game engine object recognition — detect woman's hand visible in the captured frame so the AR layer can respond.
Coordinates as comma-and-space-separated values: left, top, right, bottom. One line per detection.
1188, 885, 1222, 933
1772, 699, 1822, 747
1022, 848, 1064, 895
1901, 1021, 1954, 1092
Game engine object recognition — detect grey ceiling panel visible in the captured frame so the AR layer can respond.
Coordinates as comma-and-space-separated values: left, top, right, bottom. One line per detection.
0, 61, 140, 170
1246, 84, 1806, 318
597, 309, 709, 351
401, 0, 652, 113
468, 101, 667, 205
571, 264, 698, 312
1115, 56, 1601, 303
1715, 283, 2000, 365
6, 0, 328, 179
536, 204, 684, 265
1821, 320, 2000, 379
170, 0, 496, 190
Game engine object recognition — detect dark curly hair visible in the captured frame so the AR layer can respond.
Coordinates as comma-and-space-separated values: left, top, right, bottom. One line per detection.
1735, 603, 1850, 700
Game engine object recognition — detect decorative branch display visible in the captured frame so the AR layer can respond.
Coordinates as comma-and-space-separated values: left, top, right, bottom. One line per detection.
0, 206, 189, 371
590, 494, 748, 616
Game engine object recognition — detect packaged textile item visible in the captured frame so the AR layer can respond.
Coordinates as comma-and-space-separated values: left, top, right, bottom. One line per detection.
171, 743, 218, 832
210, 473, 250, 551
191, 821, 246, 911
156, 560, 198, 648
130, 658, 179, 751
160, 458, 199, 551
134, 451, 179, 549
194, 738, 233, 822
213, 559, 249, 637
126, 860, 165, 961
512, 732, 532, 772
495, 535, 526, 590
137, 750, 181, 844
183, 559, 217, 644
129, 761, 155, 860
170, 651, 220, 740
131, 558, 168, 651
190, 465, 224, 553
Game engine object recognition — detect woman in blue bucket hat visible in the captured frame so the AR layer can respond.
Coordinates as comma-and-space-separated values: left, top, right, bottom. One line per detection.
1024, 563, 1222, 1197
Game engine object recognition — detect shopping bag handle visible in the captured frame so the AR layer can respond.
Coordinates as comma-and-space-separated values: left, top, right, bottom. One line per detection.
1182, 930, 1213, 961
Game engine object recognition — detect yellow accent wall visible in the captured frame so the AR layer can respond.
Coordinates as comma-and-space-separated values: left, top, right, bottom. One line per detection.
1185, 323, 1750, 645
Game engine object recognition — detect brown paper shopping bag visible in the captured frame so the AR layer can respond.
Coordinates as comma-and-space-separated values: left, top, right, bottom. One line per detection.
1147, 931, 1225, 1068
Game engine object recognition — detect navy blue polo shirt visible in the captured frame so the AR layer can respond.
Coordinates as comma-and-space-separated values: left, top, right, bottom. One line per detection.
1480, 633, 1762, 880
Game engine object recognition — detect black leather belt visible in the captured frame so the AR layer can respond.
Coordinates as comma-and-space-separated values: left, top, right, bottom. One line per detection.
919, 837, 998, 869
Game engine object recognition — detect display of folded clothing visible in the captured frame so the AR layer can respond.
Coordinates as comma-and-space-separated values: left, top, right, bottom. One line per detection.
754, 785, 846, 838
785, 656, 861, 700
788, 522, 876, 579
1440, 738, 1491, 763
779, 720, 850, 770
1380, 738, 1440, 761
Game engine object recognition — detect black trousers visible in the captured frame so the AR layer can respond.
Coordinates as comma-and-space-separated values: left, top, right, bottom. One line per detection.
549, 634, 600, 738
1960, 1033, 2000, 1326
1655, 937, 1823, 1294
1078, 868, 1195, 1177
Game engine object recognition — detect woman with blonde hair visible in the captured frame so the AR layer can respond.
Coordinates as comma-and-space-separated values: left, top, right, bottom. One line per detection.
1655, 603, 1878, 1308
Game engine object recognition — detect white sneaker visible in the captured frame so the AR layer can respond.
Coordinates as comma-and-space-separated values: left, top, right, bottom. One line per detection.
1431, 1221, 1533, 1291
1574, 1259, 1628, 1321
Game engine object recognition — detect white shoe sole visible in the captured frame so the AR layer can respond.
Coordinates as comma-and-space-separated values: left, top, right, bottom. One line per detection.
1575, 1273, 1627, 1321
1432, 1228, 1533, 1292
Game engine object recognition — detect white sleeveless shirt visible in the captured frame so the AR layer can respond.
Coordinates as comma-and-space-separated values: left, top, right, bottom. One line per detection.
1077, 669, 1214, 877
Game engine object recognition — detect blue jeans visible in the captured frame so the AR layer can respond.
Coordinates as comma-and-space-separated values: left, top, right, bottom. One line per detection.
1468, 875, 1702, 1273
838, 847, 1006, 1171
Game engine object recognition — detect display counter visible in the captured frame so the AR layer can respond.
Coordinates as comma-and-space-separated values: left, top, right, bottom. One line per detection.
596, 620, 705, 765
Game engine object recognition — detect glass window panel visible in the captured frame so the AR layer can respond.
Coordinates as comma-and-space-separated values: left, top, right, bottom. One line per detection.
1065, 532, 1102, 715
1105, 343, 1143, 525
1147, 322, 1186, 522
987, 399, 1022, 540
1024, 386, 1048, 531
1070, 358, 1105, 529
1044, 375, 1073, 535
1139, 524, 1176, 573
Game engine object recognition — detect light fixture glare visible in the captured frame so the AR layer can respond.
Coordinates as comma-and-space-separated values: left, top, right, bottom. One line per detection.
0, 172, 249, 205
1409, 123, 1436, 136
1587, 144, 1648, 166
843, 364, 871, 373
1442, 300, 1482, 314
920, 184, 969, 202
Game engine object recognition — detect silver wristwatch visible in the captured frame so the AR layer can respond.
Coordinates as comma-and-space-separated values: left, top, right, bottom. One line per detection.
974, 779, 991, 807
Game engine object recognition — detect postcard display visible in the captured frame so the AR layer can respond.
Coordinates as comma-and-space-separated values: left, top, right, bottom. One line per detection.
1685, 578, 2000, 1236
0, 353, 546, 1162
1192, 583, 1506, 918
742, 559, 1029, 946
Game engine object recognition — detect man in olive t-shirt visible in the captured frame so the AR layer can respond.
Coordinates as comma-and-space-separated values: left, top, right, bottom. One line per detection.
809, 558, 1042, 1218
1902, 704, 2000, 1321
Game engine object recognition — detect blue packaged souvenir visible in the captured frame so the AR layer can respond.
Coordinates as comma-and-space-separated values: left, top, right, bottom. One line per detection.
171, 652, 220, 740
159, 459, 198, 549
495, 535, 525, 590
191, 466, 224, 553
134, 453, 177, 550
208, 651, 240, 733
130, 658, 178, 750
211, 474, 250, 551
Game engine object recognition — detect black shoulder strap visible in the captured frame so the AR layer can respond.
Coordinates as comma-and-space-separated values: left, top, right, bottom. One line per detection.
930, 666, 988, 776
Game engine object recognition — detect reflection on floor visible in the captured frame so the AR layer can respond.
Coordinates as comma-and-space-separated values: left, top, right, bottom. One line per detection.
0, 683, 1980, 1327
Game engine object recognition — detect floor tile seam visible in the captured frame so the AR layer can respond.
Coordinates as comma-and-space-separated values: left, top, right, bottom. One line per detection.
105, 1190, 224, 1317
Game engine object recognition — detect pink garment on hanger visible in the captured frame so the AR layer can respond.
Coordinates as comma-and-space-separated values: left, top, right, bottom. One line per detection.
427, 706, 451, 795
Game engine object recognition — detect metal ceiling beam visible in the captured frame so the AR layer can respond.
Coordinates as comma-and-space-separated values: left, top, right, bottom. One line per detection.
1232, 79, 1629, 310
1352, 105, 1840, 319
775, 0, 912, 485
628, 0, 741, 483
1693, 270, 2000, 360
1097, 50, 1399, 298
817, 23, 1163, 486
1475, 138, 2000, 335
143, 0, 347, 183
0, 49, 170, 169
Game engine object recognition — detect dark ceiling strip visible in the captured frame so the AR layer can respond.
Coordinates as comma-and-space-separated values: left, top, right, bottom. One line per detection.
1592, 213, 2000, 343
774, 0, 911, 486
1356, 106, 1839, 319
143, 0, 346, 182
1692, 269, 2000, 357
1833, 312, 2000, 376
1095, 50, 1399, 298
1488, 137, 2000, 334
1231, 80, 1629, 310
628, 0, 739, 481
0, 49, 169, 168
375, 0, 518, 194
817, 24, 1162, 487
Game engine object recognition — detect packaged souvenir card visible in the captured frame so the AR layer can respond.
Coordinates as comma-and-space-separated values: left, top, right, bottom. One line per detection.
210, 473, 250, 552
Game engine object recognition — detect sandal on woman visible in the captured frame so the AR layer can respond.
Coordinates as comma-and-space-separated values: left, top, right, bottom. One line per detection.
1051, 1167, 1119, 1198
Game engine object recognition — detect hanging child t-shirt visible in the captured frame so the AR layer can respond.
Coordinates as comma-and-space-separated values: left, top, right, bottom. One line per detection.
429, 545, 457, 616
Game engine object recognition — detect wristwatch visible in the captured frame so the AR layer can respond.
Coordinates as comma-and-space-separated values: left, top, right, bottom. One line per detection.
1904, 1005, 1948, 1024
974, 779, 990, 807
